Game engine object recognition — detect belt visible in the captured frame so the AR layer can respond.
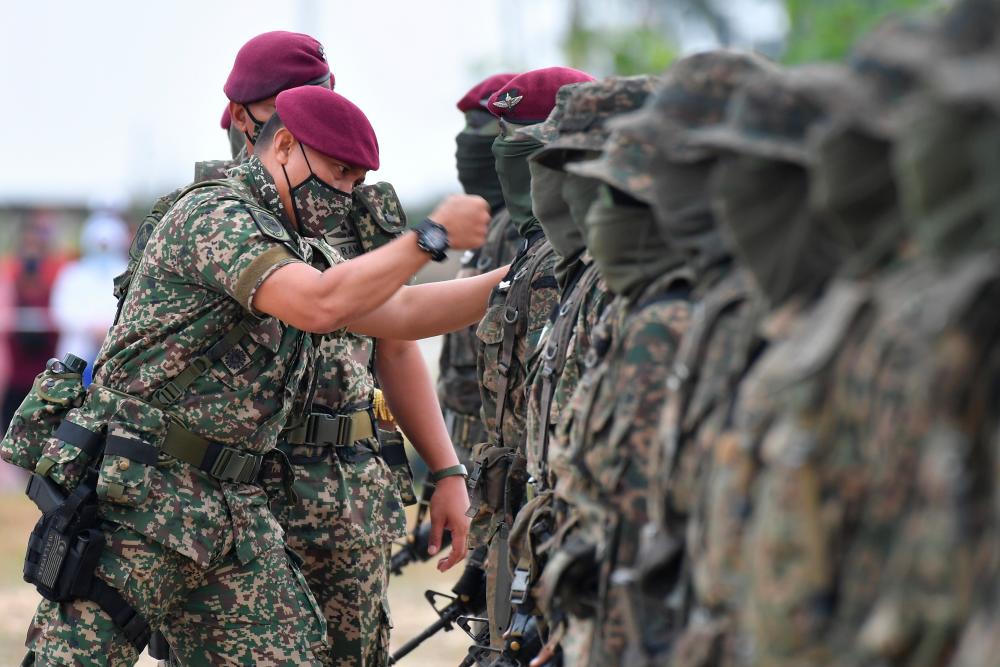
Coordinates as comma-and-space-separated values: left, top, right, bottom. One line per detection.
161, 421, 263, 484
285, 409, 375, 447
444, 408, 486, 446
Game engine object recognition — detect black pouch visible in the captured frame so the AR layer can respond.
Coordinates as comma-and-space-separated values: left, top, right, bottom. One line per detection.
379, 428, 417, 507
466, 443, 519, 517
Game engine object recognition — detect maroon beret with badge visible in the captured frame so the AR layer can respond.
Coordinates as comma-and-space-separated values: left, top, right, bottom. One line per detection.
275, 86, 380, 171
220, 105, 231, 130
224, 31, 333, 104
487, 66, 596, 123
456, 73, 518, 112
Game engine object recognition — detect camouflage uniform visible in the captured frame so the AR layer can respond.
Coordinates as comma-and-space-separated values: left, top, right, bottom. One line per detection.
532, 91, 701, 662
439, 103, 522, 466
21, 156, 328, 665
733, 11, 1000, 666
262, 183, 410, 667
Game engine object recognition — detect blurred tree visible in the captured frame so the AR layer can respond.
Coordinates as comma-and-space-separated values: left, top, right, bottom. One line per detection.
563, 0, 678, 75
781, 0, 943, 63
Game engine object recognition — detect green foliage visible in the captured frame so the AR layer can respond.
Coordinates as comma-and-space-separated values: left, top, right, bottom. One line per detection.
565, 25, 677, 76
781, 0, 941, 63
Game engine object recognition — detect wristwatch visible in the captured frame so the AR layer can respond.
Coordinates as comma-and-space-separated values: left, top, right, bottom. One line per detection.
413, 218, 450, 262
429, 463, 468, 483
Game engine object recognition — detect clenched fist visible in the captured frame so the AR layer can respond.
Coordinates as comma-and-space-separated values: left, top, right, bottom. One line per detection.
428, 194, 491, 250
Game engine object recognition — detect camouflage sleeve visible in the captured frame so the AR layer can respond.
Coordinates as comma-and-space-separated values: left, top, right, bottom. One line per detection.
173, 197, 303, 312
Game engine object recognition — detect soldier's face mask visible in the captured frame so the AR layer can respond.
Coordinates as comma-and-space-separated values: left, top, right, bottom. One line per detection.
810, 127, 901, 258
242, 104, 268, 145
585, 184, 684, 297
456, 132, 506, 214
493, 135, 543, 238
529, 161, 581, 260
894, 104, 1000, 259
650, 159, 724, 271
282, 144, 353, 238
713, 155, 843, 308
227, 123, 247, 162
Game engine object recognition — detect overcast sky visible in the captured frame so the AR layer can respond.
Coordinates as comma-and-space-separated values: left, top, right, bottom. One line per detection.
0, 0, 783, 209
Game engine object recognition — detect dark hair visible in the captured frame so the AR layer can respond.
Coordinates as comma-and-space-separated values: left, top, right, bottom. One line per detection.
254, 112, 285, 152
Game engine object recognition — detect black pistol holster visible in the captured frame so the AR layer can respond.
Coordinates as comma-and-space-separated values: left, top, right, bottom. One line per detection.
23, 472, 151, 651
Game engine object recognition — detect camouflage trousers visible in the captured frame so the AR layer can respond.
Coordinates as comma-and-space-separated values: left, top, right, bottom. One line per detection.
264, 436, 406, 667
24, 522, 328, 666
291, 542, 392, 667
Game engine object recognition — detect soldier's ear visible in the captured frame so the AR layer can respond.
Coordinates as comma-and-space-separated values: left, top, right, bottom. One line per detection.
272, 128, 297, 165
229, 101, 250, 134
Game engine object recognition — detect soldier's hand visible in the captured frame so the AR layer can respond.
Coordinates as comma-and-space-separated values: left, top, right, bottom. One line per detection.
427, 475, 471, 572
428, 195, 490, 251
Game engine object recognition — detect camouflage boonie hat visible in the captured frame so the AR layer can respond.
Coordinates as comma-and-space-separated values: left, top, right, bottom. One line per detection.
688, 62, 861, 165
926, 46, 1000, 111
568, 50, 777, 201
936, 0, 1000, 57
527, 75, 658, 168
844, 17, 944, 137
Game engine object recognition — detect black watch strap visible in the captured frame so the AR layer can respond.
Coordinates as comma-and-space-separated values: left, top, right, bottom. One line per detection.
414, 218, 449, 262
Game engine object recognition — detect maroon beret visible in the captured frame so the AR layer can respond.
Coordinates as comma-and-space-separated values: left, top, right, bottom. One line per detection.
456, 73, 518, 112
224, 31, 333, 104
276, 86, 379, 171
220, 105, 231, 130
487, 66, 596, 123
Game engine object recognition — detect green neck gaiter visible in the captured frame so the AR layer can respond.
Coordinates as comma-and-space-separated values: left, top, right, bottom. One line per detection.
562, 172, 601, 240
714, 155, 844, 308
649, 159, 726, 275
586, 184, 685, 297
228, 123, 246, 162
456, 132, 506, 214
810, 127, 902, 269
894, 104, 1000, 259
530, 161, 582, 259
493, 135, 544, 238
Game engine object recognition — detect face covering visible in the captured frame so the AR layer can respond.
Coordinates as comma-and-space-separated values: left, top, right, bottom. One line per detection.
561, 172, 601, 239
493, 135, 544, 238
530, 161, 581, 259
456, 132, 506, 213
228, 123, 247, 162
282, 144, 353, 238
810, 126, 901, 260
585, 184, 685, 297
894, 104, 1000, 260
649, 159, 725, 271
242, 104, 267, 145
713, 155, 844, 308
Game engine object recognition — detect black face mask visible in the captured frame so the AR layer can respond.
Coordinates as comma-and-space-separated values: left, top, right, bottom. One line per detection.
282, 144, 353, 238
456, 132, 505, 214
243, 104, 267, 146
493, 135, 544, 238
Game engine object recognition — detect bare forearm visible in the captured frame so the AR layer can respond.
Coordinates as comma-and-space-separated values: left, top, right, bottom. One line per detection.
347, 266, 508, 339
376, 339, 456, 472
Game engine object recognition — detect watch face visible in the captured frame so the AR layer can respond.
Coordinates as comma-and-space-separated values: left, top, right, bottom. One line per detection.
423, 227, 448, 250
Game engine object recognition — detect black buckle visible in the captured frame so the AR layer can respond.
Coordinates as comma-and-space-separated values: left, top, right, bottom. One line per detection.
509, 567, 531, 605
210, 447, 262, 483
152, 382, 183, 406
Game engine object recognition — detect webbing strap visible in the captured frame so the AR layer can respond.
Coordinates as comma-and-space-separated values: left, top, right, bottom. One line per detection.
285, 410, 375, 446
161, 421, 262, 484
54, 421, 104, 458
89, 578, 151, 651
152, 316, 255, 407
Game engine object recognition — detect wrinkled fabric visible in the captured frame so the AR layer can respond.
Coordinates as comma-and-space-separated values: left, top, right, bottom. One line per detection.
457, 131, 506, 213
493, 135, 544, 237
562, 172, 602, 238
713, 155, 844, 308
585, 185, 685, 297
530, 161, 582, 260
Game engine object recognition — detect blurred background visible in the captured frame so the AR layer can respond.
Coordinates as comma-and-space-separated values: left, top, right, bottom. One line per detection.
0, 0, 944, 663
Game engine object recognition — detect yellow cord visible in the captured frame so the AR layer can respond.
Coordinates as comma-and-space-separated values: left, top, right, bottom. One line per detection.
373, 388, 395, 424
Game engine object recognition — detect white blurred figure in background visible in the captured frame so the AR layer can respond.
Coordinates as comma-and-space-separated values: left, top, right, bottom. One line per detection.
50, 211, 130, 385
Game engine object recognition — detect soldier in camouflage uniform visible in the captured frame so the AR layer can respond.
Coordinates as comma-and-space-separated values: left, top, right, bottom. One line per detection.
532, 67, 700, 667
464, 66, 595, 650
8, 86, 495, 666
504, 75, 656, 667
438, 73, 522, 466
730, 6, 1000, 665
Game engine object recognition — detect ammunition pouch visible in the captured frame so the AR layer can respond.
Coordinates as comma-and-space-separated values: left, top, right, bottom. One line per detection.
1, 358, 89, 477
23, 473, 151, 651
536, 536, 599, 620
465, 444, 523, 519
444, 409, 487, 457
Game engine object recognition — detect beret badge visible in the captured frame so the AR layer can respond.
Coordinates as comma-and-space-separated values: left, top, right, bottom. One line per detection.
492, 89, 524, 110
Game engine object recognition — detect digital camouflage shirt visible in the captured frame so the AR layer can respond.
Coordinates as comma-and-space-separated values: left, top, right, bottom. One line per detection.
81, 156, 316, 567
